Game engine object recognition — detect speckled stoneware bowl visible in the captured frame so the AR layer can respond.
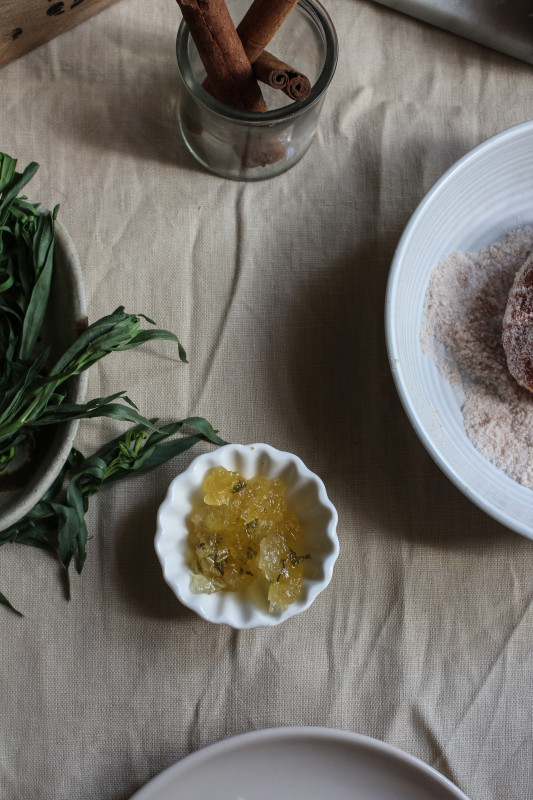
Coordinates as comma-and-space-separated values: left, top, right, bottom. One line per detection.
385, 120, 533, 539
0, 219, 88, 532
154, 443, 339, 628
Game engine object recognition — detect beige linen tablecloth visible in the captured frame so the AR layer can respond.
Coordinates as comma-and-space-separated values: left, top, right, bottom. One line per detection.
1, 1, 533, 798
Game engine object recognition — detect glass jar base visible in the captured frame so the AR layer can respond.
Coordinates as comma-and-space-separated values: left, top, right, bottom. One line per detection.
179, 115, 317, 181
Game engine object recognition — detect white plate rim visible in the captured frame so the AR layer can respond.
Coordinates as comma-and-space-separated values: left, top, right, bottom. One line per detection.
130, 726, 470, 800
385, 119, 533, 538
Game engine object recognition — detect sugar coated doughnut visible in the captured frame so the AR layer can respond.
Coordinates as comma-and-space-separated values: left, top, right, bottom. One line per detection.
503, 250, 533, 391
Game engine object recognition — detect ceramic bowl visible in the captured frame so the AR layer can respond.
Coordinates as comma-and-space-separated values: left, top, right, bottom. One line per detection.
385, 119, 533, 538
0, 219, 88, 532
154, 443, 339, 627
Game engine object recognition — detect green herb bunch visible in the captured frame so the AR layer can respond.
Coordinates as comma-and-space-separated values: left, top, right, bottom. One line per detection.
0, 153, 225, 615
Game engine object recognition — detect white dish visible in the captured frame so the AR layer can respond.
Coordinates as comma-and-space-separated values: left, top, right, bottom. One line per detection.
385, 119, 533, 538
129, 726, 471, 800
0, 219, 88, 531
372, 0, 533, 66
154, 443, 339, 628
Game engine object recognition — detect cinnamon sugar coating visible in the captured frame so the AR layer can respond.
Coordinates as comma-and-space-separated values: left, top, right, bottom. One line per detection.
420, 228, 533, 487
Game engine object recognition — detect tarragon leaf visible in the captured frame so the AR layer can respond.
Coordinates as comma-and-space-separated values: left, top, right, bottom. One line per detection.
0, 154, 17, 193
0, 590, 23, 617
18, 208, 57, 361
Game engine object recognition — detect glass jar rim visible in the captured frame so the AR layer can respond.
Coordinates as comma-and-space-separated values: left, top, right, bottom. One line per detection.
176, 0, 338, 125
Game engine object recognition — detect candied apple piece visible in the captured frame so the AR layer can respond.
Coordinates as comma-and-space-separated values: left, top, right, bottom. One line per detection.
203, 466, 245, 505
258, 533, 307, 612
189, 510, 257, 592
239, 476, 287, 523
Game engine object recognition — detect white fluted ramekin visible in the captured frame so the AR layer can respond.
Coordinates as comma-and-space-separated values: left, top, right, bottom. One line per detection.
155, 443, 339, 628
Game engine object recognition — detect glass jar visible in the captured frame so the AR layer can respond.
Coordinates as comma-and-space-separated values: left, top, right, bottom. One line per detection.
176, 0, 338, 181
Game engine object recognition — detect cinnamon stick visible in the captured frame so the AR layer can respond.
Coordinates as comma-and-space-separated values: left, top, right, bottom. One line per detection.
236, 0, 300, 64
179, 0, 295, 169
253, 53, 288, 91
175, 0, 267, 112
286, 73, 311, 101
201, 0, 312, 105
253, 50, 311, 101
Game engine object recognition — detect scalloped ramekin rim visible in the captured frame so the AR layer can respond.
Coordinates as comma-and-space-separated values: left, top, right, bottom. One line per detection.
154, 443, 339, 628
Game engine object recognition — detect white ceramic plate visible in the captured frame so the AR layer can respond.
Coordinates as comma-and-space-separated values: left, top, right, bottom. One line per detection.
129, 727, 471, 800
0, 219, 88, 531
385, 119, 533, 538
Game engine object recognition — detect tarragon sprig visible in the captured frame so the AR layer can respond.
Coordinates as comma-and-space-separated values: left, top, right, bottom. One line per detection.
0, 153, 226, 615
0, 417, 226, 614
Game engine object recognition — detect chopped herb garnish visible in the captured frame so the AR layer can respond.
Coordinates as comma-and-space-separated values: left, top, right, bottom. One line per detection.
276, 551, 310, 581
288, 552, 310, 567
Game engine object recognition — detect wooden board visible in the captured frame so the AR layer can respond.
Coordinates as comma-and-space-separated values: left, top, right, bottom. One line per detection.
0, 0, 123, 68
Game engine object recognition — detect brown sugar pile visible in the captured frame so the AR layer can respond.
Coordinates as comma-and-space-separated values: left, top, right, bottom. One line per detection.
420, 227, 533, 487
